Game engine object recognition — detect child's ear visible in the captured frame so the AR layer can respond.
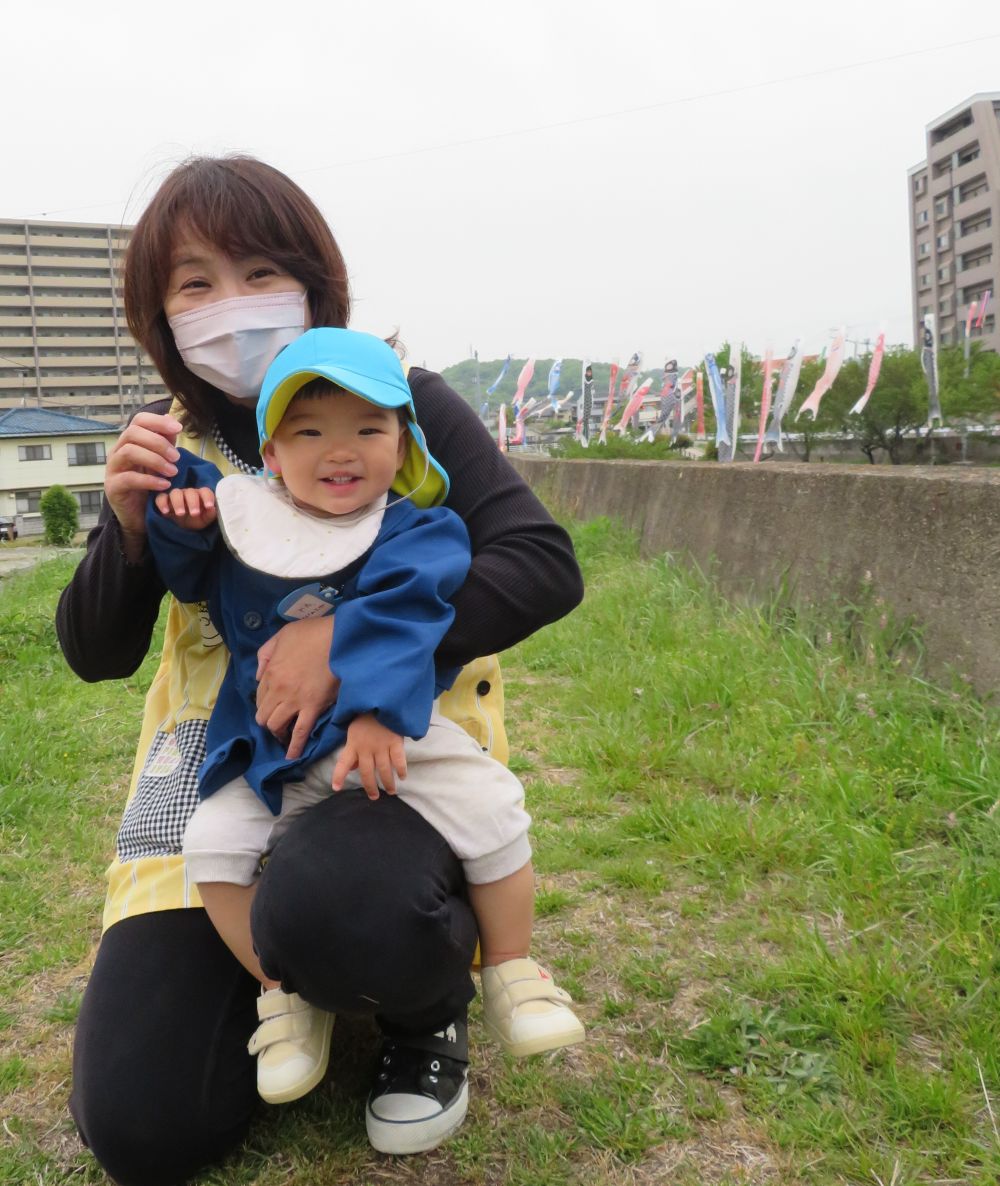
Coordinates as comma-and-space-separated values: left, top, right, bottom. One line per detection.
262, 440, 281, 477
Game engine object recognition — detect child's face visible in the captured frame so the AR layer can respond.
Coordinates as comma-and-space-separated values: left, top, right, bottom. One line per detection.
263, 389, 407, 517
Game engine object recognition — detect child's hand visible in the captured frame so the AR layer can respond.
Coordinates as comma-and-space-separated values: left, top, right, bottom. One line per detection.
153, 486, 217, 531
331, 714, 407, 800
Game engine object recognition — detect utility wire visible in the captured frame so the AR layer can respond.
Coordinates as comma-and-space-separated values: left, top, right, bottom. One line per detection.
296, 31, 1000, 176
28, 30, 1000, 219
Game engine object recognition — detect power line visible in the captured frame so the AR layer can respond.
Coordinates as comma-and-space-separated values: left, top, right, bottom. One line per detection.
28, 31, 1000, 219
295, 31, 1000, 176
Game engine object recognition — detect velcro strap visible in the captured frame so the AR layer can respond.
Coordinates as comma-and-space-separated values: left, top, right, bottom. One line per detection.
506, 979, 574, 1007
257, 991, 307, 1022
247, 1010, 313, 1055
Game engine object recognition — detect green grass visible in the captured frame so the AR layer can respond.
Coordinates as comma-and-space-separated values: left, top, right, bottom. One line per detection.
5, 524, 1000, 1183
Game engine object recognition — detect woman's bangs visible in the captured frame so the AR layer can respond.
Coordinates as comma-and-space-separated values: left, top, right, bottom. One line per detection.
172, 200, 269, 265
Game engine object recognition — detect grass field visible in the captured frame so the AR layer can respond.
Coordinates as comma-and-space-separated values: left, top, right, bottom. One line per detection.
3, 521, 1000, 1185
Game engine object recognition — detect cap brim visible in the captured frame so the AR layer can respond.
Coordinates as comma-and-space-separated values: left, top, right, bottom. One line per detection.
258, 328, 449, 508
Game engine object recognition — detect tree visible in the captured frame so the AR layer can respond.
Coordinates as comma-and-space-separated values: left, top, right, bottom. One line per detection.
40, 484, 79, 545
842, 350, 927, 465
939, 343, 1000, 427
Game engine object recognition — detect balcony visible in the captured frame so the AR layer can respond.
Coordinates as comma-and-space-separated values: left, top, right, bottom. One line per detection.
27, 233, 112, 251
930, 109, 973, 145
35, 354, 121, 370
33, 315, 115, 329
30, 273, 115, 290
27, 255, 114, 271
957, 219, 992, 246
37, 334, 125, 348
38, 373, 124, 389
31, 296, 115, 310
953, 194, 990, 225
954, 163, 988, 194
957, 261, 995, 290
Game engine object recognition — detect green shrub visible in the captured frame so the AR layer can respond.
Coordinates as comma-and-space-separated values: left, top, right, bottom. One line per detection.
551, 435, 684, 461
39, 485, 79, 546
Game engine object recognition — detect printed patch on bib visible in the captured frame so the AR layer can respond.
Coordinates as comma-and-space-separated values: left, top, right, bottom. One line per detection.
116, 719, 208, 860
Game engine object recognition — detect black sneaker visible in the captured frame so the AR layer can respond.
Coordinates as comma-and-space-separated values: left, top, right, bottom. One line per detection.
365, 1015, 469, 1155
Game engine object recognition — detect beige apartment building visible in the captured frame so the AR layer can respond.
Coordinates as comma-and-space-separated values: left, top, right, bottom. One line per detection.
0, 218, 167, 425
908, 93, 999, 354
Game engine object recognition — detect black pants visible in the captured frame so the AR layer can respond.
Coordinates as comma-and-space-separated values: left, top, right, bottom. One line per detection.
70, 791, 478, 1186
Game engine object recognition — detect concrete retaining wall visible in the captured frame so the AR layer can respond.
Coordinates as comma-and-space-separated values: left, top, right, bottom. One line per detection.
510, 456, 1000, 694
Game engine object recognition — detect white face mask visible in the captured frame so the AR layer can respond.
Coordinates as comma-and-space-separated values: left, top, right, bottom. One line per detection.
168, 291, 308, 401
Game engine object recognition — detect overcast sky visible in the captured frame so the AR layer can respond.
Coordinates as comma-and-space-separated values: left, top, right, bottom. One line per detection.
5, 1, 998, 375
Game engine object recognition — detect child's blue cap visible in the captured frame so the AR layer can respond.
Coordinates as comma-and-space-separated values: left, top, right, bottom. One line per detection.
257, 328, 449, 507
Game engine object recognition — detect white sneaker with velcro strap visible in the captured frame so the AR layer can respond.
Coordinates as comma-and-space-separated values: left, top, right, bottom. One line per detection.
481, 958, 585, 1057
247, 987, 335, 1104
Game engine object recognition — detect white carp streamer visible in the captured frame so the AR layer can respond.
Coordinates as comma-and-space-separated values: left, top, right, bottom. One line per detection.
849, 332, 885, 415
797, 327, 845, 420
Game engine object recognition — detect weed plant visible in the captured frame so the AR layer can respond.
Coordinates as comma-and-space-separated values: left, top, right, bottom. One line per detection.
550, 435, 693, 461
4, 531, 1000, 1184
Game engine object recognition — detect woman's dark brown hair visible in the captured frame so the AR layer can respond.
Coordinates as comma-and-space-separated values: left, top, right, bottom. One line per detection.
123, 155, 351, 434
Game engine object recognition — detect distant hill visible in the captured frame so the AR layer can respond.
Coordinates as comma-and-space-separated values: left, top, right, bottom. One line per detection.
440, 358, 626, 416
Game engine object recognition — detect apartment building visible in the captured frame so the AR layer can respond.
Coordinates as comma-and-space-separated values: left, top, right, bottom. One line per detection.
908, 93, 999, 353
0, 218, 167, 425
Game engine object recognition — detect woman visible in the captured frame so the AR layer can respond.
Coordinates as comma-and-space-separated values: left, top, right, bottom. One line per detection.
56, 155, 583, 1185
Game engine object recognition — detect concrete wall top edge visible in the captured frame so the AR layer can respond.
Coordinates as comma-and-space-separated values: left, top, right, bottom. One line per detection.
516, 456, 1000, 488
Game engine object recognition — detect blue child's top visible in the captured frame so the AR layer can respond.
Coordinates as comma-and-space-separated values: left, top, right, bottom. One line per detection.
146, 448, 471, 815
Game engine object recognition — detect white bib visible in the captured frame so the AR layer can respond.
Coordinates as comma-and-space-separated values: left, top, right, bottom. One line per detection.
215, 474, 386, 579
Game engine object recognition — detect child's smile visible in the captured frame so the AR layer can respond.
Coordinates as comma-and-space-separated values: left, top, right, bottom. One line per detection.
263, 389, 407, 517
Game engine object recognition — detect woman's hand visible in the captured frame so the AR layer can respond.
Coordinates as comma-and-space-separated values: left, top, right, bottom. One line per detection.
255, 616, 341, 760
105, 413, 183, 560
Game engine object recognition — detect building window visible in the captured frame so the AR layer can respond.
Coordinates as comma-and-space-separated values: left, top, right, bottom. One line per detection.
919, 242, 930, 256
919, 272, 931, 288
938, 265, 950, 282
75, 490, 103, 514
960, 248, 993, 271
931, 109, 973, 144
959, 212, 992, 237
958, 175, 988, 202
917, 210, 929, 224
934, 197, 949, 218
17, 444, 52, 461
936, 233, 950, 250
67, 441, 107, 466
15, 490, 42, 514
920, 305, 932, 316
